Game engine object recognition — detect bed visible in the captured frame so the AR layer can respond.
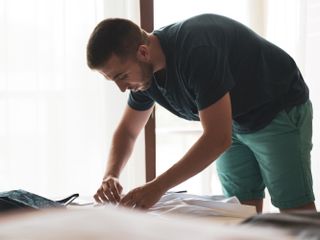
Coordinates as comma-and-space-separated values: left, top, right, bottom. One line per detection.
0, 191, 319, 240
0, 205, 297, 240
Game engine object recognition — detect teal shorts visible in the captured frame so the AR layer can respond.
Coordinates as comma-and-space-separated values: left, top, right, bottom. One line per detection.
216, 100, 315, 209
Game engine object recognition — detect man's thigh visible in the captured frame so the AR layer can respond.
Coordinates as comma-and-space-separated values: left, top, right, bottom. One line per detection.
237, 100, 314, 209
216, 136, 265, 202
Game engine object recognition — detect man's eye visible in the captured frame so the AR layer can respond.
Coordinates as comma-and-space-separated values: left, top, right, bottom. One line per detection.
118, 74, 127, 80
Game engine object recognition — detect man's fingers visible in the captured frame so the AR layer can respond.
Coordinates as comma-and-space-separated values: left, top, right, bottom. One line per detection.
116, 183, 123, 193
135, 203, 147, 209
93, 193, 102, 203
97, 188, 109, 202
104, 182, 121, 202
120, 193, 131, 204
109, 185, 121, 202
94, 177, 124, 204
122, 199, 136, 208
114, 183, 123, 196
100, 180, 122, 203
120, 192, 141, 208
104, 189, 117, 204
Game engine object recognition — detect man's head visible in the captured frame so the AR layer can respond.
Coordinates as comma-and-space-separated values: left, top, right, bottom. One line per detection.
87, 18, 153, 92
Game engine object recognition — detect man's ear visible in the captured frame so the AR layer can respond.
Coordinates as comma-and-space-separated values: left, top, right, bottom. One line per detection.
136, 45, 150, 62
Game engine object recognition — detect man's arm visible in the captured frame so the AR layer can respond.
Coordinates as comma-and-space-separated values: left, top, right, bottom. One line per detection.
120, 93, 232, 209
156, 92, 232, 190
94, 104, 154, 203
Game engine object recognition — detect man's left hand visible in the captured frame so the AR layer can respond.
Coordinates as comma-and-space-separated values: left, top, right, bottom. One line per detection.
119, 180, 166, 209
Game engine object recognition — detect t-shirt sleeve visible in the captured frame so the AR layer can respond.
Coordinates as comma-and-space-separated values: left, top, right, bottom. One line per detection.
185, 46, 235, 110
128, 90, 155, 111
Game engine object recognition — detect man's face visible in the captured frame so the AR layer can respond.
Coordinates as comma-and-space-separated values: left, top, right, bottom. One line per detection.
98, 54, 153, 92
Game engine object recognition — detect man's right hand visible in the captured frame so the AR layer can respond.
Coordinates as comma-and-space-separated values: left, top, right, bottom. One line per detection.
94, 176, 123, 204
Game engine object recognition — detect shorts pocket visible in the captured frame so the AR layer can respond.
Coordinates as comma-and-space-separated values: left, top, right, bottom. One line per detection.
284, 107, 299, 128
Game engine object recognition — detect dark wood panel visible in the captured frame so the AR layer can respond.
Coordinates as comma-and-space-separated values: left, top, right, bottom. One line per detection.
140, 0, 156, 182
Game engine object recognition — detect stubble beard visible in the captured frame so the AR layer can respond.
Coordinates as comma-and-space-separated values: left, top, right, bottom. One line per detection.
138, 61, 153, 91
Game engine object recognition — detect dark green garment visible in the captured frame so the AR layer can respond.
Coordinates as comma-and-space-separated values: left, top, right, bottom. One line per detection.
128, 14, 308, 133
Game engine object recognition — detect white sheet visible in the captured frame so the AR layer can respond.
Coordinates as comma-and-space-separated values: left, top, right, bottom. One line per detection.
0, 206, 295, 240
149, 193, 256, 218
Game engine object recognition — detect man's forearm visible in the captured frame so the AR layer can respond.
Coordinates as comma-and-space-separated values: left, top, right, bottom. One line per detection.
104, 129, 136, 179
154, 133, 231, 191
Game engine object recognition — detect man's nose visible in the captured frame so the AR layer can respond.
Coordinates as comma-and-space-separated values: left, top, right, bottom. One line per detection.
115, 82, 127, 92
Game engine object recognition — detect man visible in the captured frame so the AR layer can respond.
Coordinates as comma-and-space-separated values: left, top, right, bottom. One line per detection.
87, 14, 316, 212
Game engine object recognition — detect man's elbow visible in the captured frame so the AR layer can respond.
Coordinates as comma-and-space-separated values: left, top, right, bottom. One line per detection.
211, 133, 232, 155
222, 135, 232, 152
218, 135, 231, 153
203, 132, 232, 155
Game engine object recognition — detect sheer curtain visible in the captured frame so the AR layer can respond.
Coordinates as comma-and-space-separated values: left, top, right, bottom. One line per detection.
264, 0, 306, 70
303, 0, 320, 208
0, 0, 144, 198
263, 0, 320, 210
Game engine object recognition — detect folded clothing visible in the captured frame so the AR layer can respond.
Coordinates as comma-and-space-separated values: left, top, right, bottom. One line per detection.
0, 189, 78, 212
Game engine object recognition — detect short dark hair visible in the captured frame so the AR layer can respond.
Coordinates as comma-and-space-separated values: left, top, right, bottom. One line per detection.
86, 18, 147, 69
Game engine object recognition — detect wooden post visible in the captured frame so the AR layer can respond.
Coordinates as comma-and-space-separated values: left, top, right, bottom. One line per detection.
140, 0, 156, 182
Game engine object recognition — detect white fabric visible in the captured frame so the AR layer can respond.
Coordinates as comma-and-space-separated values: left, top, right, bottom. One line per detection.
70, 193, 256, 219
149, 193, 256, 218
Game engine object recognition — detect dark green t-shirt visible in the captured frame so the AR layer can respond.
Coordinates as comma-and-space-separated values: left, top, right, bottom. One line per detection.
128, 14, 308, 133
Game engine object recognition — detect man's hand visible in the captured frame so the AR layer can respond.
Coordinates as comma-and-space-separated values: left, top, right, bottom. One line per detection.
120, 181, 166, 209
94, 176, 123, 204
